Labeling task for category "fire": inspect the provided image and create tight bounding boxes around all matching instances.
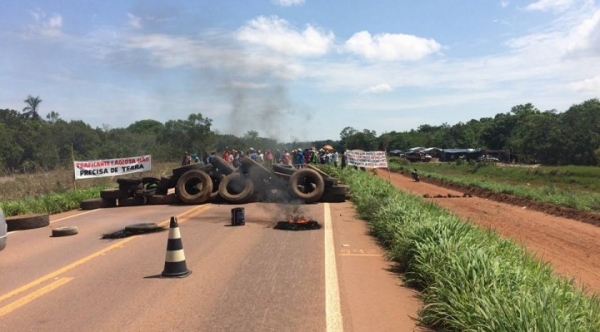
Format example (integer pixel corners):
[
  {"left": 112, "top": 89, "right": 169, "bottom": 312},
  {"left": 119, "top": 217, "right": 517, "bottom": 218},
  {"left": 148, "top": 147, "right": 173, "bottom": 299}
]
[{"left": 288, "top": 215, "right": 309, "bottom": 224}]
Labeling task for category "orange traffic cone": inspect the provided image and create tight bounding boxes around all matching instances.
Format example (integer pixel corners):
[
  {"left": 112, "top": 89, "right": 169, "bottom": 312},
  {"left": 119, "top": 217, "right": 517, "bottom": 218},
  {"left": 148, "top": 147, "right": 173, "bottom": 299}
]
[{"left": 161, "top": 216, "right": 192, "bottom": 278}]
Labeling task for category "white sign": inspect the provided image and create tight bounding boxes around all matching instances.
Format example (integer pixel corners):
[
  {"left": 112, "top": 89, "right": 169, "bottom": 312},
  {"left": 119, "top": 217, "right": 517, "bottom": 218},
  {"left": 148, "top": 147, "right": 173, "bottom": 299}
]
[
  {"left": 346, "top": 150, "right": 388, "bottom": 168},
  {"left": 74, "top": 155, "right": 152, "bottom": 179}
]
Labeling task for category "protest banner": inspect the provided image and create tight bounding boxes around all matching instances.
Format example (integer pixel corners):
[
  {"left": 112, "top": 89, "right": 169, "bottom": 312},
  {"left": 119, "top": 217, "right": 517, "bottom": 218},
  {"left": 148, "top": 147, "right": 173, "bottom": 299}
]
[
  {"left": 74, "top": 155, "right": 152, "bottom": 179},
  {"left": 345, "top": 150, "right": 388, "bottom": 168}
]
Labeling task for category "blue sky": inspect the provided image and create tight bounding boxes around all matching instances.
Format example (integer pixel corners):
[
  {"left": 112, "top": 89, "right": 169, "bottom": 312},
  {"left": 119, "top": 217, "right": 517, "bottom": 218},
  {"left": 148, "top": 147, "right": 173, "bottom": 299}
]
[{"left": 1, "top": 0, "right": 599, "bottom": 142}]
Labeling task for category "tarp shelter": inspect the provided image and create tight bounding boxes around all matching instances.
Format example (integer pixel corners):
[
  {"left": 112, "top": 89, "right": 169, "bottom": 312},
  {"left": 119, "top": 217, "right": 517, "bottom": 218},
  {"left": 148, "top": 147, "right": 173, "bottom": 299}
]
[{"left": 439, "top": 148, "right": 482, "bottom": 162}]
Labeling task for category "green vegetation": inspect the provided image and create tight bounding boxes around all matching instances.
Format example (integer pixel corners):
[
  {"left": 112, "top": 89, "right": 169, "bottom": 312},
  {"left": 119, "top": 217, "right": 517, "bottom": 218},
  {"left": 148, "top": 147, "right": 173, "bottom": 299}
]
[
  {"left": 2, "top": 97, "right": 600, "bottom": 175},
  {"left": 0, "top": 162, "right": 178, "bottom": 217},
  {"left": 327, "top": 166, "right": 600, "bottom": 331},
  {"left": 0, "top": 187, "right": 110, "bottom": 217},
  {"left": 388, "top": 159, "right": 600, "bottom": 212}
]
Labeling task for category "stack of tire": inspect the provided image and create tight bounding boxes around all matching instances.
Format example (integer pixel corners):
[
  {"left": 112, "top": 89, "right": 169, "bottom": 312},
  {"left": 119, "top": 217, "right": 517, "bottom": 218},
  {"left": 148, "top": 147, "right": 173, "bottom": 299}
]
[
  {"left": 79, "top": 158, "right": 349, "bottom": 210},
  {"left": 211, "top": 156, "right": 349, "bottom": 204}
]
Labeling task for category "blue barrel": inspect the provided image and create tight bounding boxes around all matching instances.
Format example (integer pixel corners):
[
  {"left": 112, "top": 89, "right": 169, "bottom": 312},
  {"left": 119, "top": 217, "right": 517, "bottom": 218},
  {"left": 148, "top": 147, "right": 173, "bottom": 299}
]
[{"left": 231, "top": 207, "right": 245, "bottom": 226}]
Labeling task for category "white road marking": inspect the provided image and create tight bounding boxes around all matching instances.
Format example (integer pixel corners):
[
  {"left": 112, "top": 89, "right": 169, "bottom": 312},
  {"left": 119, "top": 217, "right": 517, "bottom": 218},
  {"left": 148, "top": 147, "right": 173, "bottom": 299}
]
[{"left": 324, "top": 203, "right": 344, "bottom": 332}]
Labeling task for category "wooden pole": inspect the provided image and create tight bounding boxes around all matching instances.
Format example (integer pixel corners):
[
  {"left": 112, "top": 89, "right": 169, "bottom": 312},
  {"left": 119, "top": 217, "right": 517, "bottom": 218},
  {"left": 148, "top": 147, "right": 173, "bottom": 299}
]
[
  {"left": 71, "top": 143, "right": 77, "bottom": 190},
  {"left": 385, "top": 149, "right": 392, "bottom": 181}
]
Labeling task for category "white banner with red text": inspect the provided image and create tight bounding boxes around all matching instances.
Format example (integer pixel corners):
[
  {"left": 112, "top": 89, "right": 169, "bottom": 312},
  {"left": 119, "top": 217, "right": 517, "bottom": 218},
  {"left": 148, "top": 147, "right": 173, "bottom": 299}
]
[
  {"left": 346, "top": 150, "right": 388, "bottom": 168},
  {"left": 74, "top": 155, "right": 152, "bottom": 179}
]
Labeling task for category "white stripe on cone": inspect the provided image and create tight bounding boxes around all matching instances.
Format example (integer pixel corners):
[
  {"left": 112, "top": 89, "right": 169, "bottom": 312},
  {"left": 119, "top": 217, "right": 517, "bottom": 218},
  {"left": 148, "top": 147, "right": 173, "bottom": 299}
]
[
  {"left": 165, "top": 249, "right": 186, "bottom": 263},
  {"left": 168, "top": 227, "right": 181, "bottom": 239}
]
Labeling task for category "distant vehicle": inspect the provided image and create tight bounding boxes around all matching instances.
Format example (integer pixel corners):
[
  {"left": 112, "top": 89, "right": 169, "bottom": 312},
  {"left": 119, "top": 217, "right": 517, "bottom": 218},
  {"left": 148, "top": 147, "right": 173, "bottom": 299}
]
[
  {"left": 478, "top": 155, "right": 499, "bottom": 162},
  {"left": 0, "top": 208, "right": 6, "bottom": 251}
]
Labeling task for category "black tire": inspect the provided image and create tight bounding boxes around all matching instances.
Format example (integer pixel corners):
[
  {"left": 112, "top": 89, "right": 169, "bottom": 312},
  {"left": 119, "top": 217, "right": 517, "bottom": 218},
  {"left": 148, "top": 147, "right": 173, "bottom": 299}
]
[
  {"left": 175, "top": 170, "right": 213, "bottom": 204},
  {"left": 288, "top": 168, "right": 325, "bottom": 203},
  {"left": 134, "top": 189, "right": 156, "bottom": 198},
  {"left": 325, "top": 184, "right": 350, "bottom": 196},
  {"left": 80, "top": 198, "right": 105, "bottom": 210},
  {"left": 171, "top": 162, "right": 209, "bottom": 178},
  {"left": 305, "top": 165, "right": 338, "bottom": 186},
  {"left": 101, "top": 188, "right": 132, "bottom": 200},
  {"left": 102, "top": 198, "right": 117, "bottom": 208},
  {"left": 219, "top": 173, "right": 254, "bottom": 203},
  {"left": 209, "top": 172, "right": 225, "bottom": 199},
  {"left": 52, "top": 226, "right": 79, "bottom": 237},
  {"left": 117, "top": 178, "right": 142, "bottom": 185},
  {"left": 147, "top": 194, "right": 181, "bottom": 205},
  {"left": 155, "top": 187, "right": 168, "bottom": 195},
  {"left": 142, "top": 177, "right": 160, "bottom": 189},
  {"left": 124, "top": 223, "right": 161, "bottom": 232},
  {"left": 305, "top": 164, "right": 329, "bottom": 177},
  {"left": 119, "top": 183, "right": 143, "bottom": 192},
  {"left": 210, "top": 156, "right": 236, "bottom": 175},
  {"left": 241, "top": 156, "right": 272, "bottom": 180},
  {"left": 6, "top": 214, "right": 50, "bottom": 232},
  {"left": 319, "top": 192, "right": 346, "bottom": 203},
  {"left": 118, "top": 196, "right": 146, "bottom": 207},
  {"left": 273, "top": 164, "right": 296, "bottom": 175},
  {"left": 159, "top": 176, "right": 177, "bottom": 190}
]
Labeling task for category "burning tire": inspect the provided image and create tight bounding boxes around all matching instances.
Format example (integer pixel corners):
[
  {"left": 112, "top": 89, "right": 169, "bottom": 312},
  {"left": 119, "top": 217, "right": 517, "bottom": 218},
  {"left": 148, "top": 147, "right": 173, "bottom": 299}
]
[
  {"left": 219, "top": 173, "right": 254, "bottom": 203},
  {"left": 210, "top": 156, "right": 236, "bottom": 175},
  {"left": 6, "top": 214, "right": 50, "bottom": 232},
  {"left": 288, "top": 168, "right": 325, "bottom": 203},
  {"left": 175, "top": 170, "right": 213, "bottom": 204}
]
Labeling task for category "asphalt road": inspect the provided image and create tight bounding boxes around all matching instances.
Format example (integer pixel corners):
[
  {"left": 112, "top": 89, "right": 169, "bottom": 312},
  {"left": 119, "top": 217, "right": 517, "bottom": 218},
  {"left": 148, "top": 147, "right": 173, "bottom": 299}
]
[{"left": 0, "top": 202, "right": 421, "bottom": 332}]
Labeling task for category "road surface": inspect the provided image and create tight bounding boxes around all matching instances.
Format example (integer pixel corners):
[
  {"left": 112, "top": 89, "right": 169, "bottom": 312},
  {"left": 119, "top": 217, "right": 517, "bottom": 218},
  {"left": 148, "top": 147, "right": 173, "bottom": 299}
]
[{"left": 0, "top": 202, "right": 423, "bottom": 332}]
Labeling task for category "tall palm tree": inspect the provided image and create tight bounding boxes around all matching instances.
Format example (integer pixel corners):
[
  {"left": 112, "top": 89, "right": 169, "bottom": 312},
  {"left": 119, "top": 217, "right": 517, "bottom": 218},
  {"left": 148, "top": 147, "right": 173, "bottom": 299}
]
[{"left": 22, "top": 95, "right": 42, "bottom": 120}]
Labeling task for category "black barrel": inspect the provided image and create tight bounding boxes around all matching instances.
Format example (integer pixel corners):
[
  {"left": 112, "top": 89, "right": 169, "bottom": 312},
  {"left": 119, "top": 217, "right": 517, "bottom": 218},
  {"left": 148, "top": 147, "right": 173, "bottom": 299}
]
[{"left": 231, "top": 207, "right": 245, "bottom": 226}]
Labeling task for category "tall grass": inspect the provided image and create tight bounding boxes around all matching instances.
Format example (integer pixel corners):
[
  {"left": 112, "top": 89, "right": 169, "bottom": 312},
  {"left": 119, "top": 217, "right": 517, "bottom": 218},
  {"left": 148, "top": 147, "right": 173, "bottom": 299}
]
[{"left": 330, "top": 166, "right": 600, "bottom": 331}]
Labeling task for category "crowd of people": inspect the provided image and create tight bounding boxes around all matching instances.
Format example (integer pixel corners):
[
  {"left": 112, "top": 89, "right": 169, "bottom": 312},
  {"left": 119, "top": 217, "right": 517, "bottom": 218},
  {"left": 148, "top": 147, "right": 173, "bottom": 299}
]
[{"left": 183, "top": 147, "right": 348, "bottom": 169}]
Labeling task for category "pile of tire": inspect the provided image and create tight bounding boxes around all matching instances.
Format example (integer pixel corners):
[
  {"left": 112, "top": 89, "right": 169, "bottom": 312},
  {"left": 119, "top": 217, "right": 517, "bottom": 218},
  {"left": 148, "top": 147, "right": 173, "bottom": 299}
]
[
  {"left": 79, "top": 158, "right": 349, "bottom": 209},
  {"left": 211, "top": 156, "right": 350, "bottom": 204}
]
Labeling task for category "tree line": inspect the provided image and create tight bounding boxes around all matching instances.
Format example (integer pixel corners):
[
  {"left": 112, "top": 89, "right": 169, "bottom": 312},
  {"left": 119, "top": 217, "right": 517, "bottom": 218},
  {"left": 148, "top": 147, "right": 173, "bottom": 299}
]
[{"left": 1, "top": 96, "right": 599, "bottom": 173}]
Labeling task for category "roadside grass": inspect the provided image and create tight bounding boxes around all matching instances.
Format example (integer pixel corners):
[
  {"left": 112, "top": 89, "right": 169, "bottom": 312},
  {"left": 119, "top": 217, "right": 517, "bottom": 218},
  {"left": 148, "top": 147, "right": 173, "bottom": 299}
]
[
  {"left": 0, "top": 162, "right": 179, "bottom": 217},
  {"left": 328, "top": 166, "right": 600, "bottom": 331},
  {"left": 388, "top": 159, "right": 600, "bottom": 212}
]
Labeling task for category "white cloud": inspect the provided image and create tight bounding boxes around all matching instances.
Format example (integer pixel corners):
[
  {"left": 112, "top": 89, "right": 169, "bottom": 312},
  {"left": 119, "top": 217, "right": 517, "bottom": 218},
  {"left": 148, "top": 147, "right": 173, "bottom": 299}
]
[
  {"left": 272, "top": 0, "right": 305, "bottom": 6},
  {"left": 564, "top": 9, "right": 600, "bottom": 56},
  {"left": 24, "top": 10, "right": 63, "bottom": 38},
  {"left": 361, "top": 83, "right": 393, "bottom": 94},
  {"left": 525, "top": 0, "right": 576, "bottom": 12},
  {"left": 128, "top": 13, "right": 143, "bottom": 29},
  {"left": 236, "top": 16, "right": 334, "bottom": 57},
  {"left": 501, "top": 1, "right": 510, "bottom": 8},
  {"left": 344, "top": 31, "right": 441, "bottom": 61},
  {"left": 570, "top": 75, "right": 600, "bottom": 92}
]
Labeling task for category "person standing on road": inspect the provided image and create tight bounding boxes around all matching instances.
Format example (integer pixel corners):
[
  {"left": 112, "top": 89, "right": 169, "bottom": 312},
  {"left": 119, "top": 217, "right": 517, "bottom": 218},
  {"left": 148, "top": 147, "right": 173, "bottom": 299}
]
[
  {"left": 181, "top": 151, "right": 192, "bottom": 166},
  {"left": 222, "top": 148, "right": 230, "bottom": 164},
  {"left": 332, "top": 150, "right": 339, "bottom": 167}
]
